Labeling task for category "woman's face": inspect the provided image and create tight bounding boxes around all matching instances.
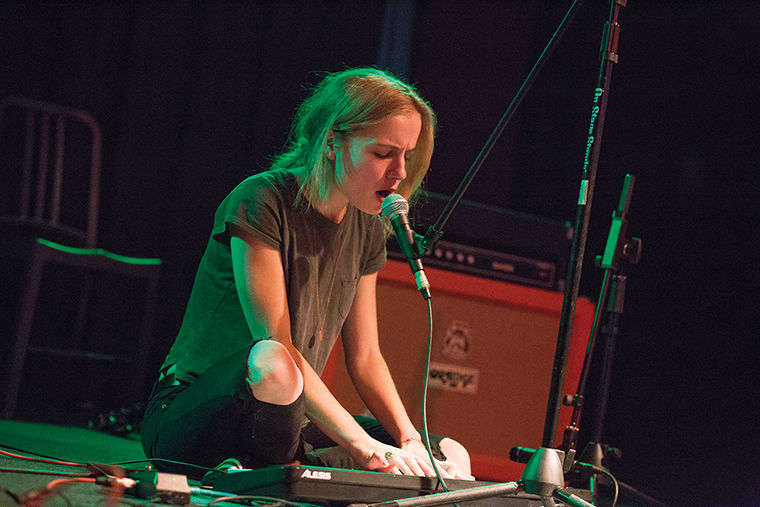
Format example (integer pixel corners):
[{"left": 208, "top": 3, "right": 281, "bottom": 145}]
[{"left": 331, "top": 112, "right": 422, "bottom": 216}]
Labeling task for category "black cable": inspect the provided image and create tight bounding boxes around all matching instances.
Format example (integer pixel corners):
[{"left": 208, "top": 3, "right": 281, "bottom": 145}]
[
  {"left": 577, "top": 461, "right": 619, "bottom": 507},
  {"left": 93, "top": 496, "right": 145, "bottom": 507},
  {"left": 0, "top": 442, "right": 217, "bottom": 475},
  {"left": 195, "top": 485, "right": 323, "bottom": 506},
  {"left": 204, "top": 493, "right": 321, "bottom": 506},
  {"left": 0, "top": 443, "right": 78, "bottom": 462},
  {"left": 109, "top": 457, "right": 217, "bottom": 473},
  {"left": 0, "top": 466, "right": 88, "bottom": 476},
  {"left": 0, "top": 447, "right": 86, "bottom": 468}
]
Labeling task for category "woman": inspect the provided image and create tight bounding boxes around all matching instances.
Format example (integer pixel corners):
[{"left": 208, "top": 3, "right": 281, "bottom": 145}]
[{"left": 141, "top": 67, "right": 472, "bottom": 481}]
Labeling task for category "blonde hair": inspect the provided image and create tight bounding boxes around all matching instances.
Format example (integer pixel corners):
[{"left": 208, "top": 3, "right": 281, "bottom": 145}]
[{"left": 271, "top": 67, "right": 436, "bottom": 206}]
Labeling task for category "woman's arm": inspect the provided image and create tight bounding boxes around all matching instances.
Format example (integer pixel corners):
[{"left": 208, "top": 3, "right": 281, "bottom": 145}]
[
  {"left": 341, "top": 273, "right": 419, "bottom": 444},
  {"left": 342, "top": 272, "right": 473, "bottom": 480},
  {"left": 229, "top": 231, "right": 433, "bottom": 476}
]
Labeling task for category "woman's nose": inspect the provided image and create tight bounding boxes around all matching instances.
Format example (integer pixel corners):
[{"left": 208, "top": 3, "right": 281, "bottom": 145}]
[{"left": 387, "top": 156, "right": 407, "bottom": 181}]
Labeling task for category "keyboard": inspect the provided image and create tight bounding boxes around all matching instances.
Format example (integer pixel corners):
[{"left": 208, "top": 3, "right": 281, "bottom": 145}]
[{"left": 210, "top": 464, "right": 545, "bottom": 506}]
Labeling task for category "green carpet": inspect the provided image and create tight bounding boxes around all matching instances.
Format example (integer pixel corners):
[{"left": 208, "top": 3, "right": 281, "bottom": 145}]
[{"left": 0, "top": 418, "right": 146, "bottom": 464}]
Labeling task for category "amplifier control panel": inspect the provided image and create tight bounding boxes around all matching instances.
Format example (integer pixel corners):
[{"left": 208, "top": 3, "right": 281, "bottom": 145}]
[{"left": 388, "top": 239, "right": 561, "bottom": 291}]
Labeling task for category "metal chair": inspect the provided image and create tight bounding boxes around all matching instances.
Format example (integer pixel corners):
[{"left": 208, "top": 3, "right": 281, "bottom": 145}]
[
  {"left": 0, "top": 96, "right": 161, "bottom": 419},
  {"left": 0, "top": 96, "right": 101, "bottom": 247}
]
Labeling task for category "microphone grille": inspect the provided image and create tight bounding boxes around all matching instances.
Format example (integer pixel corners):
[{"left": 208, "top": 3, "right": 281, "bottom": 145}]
[{"left": 381, "top": 193, "right": 408, "bottom": 219}]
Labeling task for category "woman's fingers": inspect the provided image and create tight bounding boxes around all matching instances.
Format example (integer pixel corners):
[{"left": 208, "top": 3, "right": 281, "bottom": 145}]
[
  {"left": 398, "top": 453, "right": 426, "bottom": 477},
  {"left": 387, "top": 448, "right": 453, "bottom": 479},
  {"left": 369, "top": 448, "right": 425, "bottom": 476},
  {"left": 437, "top": 459, "right": 474, "bottom": 480},
  {"left": 365, "top": 450, "right": 392, "bottom": 472},
  {"left": 361, "top": 442, "right": 467, "bottom": 480},
  {"left": 387, "top": 451, "right": 415, "bottom": 475}
]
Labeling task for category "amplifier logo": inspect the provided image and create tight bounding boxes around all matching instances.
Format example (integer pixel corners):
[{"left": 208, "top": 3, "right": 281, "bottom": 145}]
[
  {"left": 301, "top": 469, "right": 332, "bottom": 480},
  {"left": 428, "top": 362, "right": 479, "bottom": 394},
  {"left": 442, "top": 320, "right": 471, "bottom": 360}
]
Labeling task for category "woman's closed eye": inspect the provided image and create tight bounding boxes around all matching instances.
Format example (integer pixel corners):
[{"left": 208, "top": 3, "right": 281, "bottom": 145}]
[{"left": 375, "top": 150, "right": 413, "bottom": 160}]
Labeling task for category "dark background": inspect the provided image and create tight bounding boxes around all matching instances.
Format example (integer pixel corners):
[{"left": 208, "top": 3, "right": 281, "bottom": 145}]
[{"left": 2, "top": 2, "right": 759, "bottom": 505}]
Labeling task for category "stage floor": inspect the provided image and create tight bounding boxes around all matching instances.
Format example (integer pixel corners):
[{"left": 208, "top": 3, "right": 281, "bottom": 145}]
[
  {"left": 0, "top": 418, "right": 278, "bottom": 506},
  {"left": 1, "top": 419, "right": 598, "bottom": 507},
  {"left": 2, "top": 420, "right": 520, "bottom": 507}
]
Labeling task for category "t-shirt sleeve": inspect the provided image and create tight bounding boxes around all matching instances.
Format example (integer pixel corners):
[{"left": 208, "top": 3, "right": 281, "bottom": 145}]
[{"left": 211, "top": 174, "right": 284, "bottom": 250}]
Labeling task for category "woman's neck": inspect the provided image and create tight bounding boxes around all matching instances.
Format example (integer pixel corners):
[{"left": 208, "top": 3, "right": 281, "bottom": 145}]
[
  {"left": 313, "top": 191, "right": 348, "bottom": 224},
  {"left": 293, "top": 167, "right": 347, "bottom": 224}
]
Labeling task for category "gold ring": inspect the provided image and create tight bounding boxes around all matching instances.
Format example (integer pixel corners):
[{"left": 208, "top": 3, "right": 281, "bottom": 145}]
[{"left": 385, "top": 451, "right": 393, "bottom": 460}]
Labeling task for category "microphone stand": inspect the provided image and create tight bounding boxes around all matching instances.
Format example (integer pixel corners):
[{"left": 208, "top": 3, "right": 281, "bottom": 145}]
[
  {"left": 416, "top": 0, "right": 584, "bottom": 256},
  {"left": 559, "top": 174, "right": 639, "bottom": 455},
  {"left": 560, "top": 173, "right": 647, "bottom": 505},
  {"left": 371, "top": 2, "right": 630, "bottom": 506},
  {"left": 542, "top": 0, "right": 625, "bottom": 452},
  {"left": 560, "top": 177, "right": 665, "bottom": 507}
]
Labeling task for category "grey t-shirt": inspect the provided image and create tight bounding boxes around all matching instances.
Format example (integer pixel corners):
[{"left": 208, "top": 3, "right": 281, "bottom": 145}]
[{"left": 164, "top": 169, "right": 387, "bottom": 383}]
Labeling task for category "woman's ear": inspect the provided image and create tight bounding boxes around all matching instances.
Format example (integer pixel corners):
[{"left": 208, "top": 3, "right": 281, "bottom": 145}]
[{"left": 325, "top": 130, "right": 337, "bottom": 161}]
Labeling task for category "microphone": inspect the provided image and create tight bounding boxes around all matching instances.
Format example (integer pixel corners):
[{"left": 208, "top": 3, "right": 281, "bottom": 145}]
[{"left": 381, "top": 194, "right": 431, "bottom": 300}]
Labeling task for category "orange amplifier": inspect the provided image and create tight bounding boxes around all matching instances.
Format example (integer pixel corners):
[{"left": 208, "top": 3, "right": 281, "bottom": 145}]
[{"left": 322, "top": 259, "right": 594, "bottom": 482}]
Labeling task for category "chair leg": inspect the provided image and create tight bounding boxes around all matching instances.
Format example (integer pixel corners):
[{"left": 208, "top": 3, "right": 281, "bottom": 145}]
[{"left": 3, "top": 246, "right": 45, "bottom": 419}]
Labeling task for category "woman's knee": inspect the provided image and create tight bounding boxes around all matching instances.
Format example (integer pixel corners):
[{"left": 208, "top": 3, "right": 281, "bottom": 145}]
[{"left": 246, "top": 340, "right": 303, "bottom": 405}]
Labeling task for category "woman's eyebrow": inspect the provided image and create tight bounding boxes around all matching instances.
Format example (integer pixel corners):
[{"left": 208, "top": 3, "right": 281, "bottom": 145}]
[{"left": 374, "top": 142, "right": 416, "bottom": 152}]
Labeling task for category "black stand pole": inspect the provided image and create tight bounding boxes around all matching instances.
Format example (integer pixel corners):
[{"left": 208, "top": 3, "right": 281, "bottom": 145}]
[
  {"left": 559, "top": 174, "right": 643, "bottom": 506},
  {"left": 593, "top": 274, "right": 626, "bottom": 443},
  {"left": 558, "top": 173, "right": 640, "bottom": 454},
  {"left": 542, "top": 0, "right": 626, "bottom": 450},
  {"left": 417, "top": 0, "right": 584, "bottom": 255}
]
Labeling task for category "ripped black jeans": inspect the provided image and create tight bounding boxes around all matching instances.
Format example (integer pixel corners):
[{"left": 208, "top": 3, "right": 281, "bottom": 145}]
[{"left": 141, "top": 346, "right": 445, "bottom": 478}]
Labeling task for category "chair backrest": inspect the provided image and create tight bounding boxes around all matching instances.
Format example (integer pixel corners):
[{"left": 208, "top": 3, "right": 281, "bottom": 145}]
[{"left": 0, "top": 96, "right": 102, "bottom": 248}]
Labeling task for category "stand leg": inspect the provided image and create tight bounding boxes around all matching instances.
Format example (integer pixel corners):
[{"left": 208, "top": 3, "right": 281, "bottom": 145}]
[
  {"left": 592, "top": 274, "right": 625, "bottom": 442},
  {"left": 349, "top": 481, "right": 522, "bottom": 507}
]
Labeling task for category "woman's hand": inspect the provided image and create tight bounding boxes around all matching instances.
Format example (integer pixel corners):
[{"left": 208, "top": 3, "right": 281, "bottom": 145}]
[
  {"left": 313, "top": 436, "right": 474, "bottom": 480},
  {"left": 400, "top": 437, "right": 475, "bottom": 481},
  {"left": 351, "top": 437, "right": 442, "bottom": 478}
]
